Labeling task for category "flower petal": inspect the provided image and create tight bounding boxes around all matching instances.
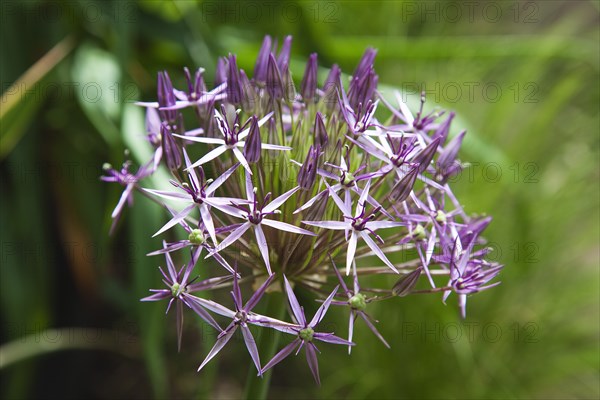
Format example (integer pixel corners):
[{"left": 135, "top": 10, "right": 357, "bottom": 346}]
[
  {"left": 305, "top": 343, "right": 321, "bottom": 385},
  {"left": 184, "top": 294, "right": 235, "bottom": 319},
  {"left": 309, "top": 285, "right": 338, "bottom": 327},
  {"left": 283, "top": 276, "right": 306, "bottom": 326},
  {"left": 261, "top": 143, "right": 292, "bottom": 151},
  {"left": 358, "top": 311, "right": 390, "bottom": 349},
  {"left": 356, "top": 179, "right": 371, "bottom": 217},
  {"left": 214, "top": 222, "right": 251, "bottom": 254},
  {"left": 346, "top": 232, "right": 358, "bottom": 275},
  {"left": 263, "top": 186, "right": 299, "bottom": 213},
  {"left": 187, "top": 145, "right": 229, "bottom": 170},
  {"left": 152, "top": 204, "right": 196, "bottom": 238},
  {"left": 241, "top": 324, "right": 262, "bottom": 374},
  {"left": 313, "top": 332, "right": 354, "bottom": 346},
  {"left": 143, "top": 188, "right": 190, "bottom": 202},
  {"left": 111, "top": 184, "right": 134, "bottom": 219},
  {"left": 199, "top": 204, "right": 217, "bottom": 244},
  {"left": 197, "top": 325, "right": 237, "bottom": 371},
  {"left": 347, "top": 311, "right": 356, "bottom": 354},
  {"left": 261, "top": 339, "right": 300, "bottom": 375},
  {"left": 181, "top": 294, "right": 223, "bottom": 331},
  {"left": 245, "top": 274, "right": 276, "bottom": 311},
  {"left": 238, "top": 112, "right": 274, "bottom": 140},
  {"left": 325, "top": 181, "right": 352, "bottom": 216},
  {"left": 261, "top": 219, "right": 316, "bottom": 236},
  {"left": 359, "top": 231, "right": 399, "bottom": 273},
  {"left": 254, "top": 224, "right": 272, "bottom": 275},
  {"left": 365, "top": 221, "right": 405, "bottom": 230},
  {"left": 302, "top": 220, "right": 348, "bottom": 230},
  {"left": 173, "top": 134, "right": 225, "bottom": 145},
  {"left": 206, "top": 162, "right": 240, "bottom": 195},
  {"left": 232, "top": 146, "right": 252, "bottom": 175}
]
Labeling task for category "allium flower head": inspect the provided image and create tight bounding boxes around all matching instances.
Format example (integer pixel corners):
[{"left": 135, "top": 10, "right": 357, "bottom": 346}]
[{"left": 102, "top": 35, "right": 504, "bottom": 385}]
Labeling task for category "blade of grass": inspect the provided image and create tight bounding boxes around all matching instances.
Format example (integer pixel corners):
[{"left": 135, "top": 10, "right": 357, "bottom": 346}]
[{"left": 0, "top": 36, "right": 75, "bottom": 159}]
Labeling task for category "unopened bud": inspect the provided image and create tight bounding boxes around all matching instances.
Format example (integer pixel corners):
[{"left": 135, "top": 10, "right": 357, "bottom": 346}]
[
  {"left": 297, "top": 145, "right": 320, "bottom": 190},
  {"left": 313, "top": 112, "right": 329, "bottom": 148},
  {"left": 301, "top": 53, "right": 318, "bottom": 102},
  {"left": 243, "top": 116, "right": 262, "bottom": 164},
  {"left": 389, "top": 167, "right": 418, "bottom": 202},
  {"left": 392, "top": 269, "right": 421, "bottom": 297},
  {"left": 188, "top": 229, "right": 205, "bottom": 245},
  {"left": 412, "top": 137, "right": 441, "bottom": 174}
]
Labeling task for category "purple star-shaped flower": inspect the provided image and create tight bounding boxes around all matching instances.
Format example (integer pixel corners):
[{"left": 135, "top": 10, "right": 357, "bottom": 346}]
[
  {"left": 141, "top": 247, "right": 230, "bottom": 351},
  {"left": 260, "top": 276, "right": 353, "bottom": 385},
  {"left": 303, "top": 180, "right": 403, "bottom": 275},
  {"left": 174, "top": 109, "right": 289, "bottom": 174},
  {"left": 441, "top": 236, "right": 503, "bottom": 318},
  {"left": 401, "top": 188, "right": 463, "bottom": 287},
  {"left": 146, "top": 214, "right": 235, "bottom": 275},
  {"left": 189, "top": 272, "right": 277, "bottom": 374},
  {"left": 214, "top": 173, "right": 316, "bottom": 275},
  {"left": 329, "top": 257, "right": 390, "bottom": 354},
  {"left": 136, "top": 70, "right": 227, "bottom": 112},
  {"left": 294, "top": 146, "right": 384, "bottom": 215},
  {"left": 143, "top": 148, "right": 241, "bottom": 243},
  {"left": 101, "top": 158, "right": 155, "bottom": 234}
]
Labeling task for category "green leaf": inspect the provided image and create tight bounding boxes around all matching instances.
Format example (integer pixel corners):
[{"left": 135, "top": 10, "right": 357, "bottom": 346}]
[{"left": 71, "top": 44, "right": 122, "bottom": 146}]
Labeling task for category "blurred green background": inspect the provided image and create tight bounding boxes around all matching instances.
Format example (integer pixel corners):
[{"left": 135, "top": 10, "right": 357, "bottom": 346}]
[{"left": 1, "top": 1, "right": 598, "bottom": 399}]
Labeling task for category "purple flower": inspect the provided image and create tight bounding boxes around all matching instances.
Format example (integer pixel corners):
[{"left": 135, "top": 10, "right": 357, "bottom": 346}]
[
  {"left": 142, "top": 148, "right": 241, "bottom": 243},
  {"left": 191, "top": 272, "right": 277, "bottom": 374},
  {"left": 303, "top": 180, "right": 403, "bottom": 275},
  {"left": 157, "top": 71, "right": 178, "bottom": 123},
  {"left": 101, "top": 158, "right": 154, "bottom": 234},
  {"left": 144, "top": 108, "right": 163, "bottom": 170},
  {"left": 103, "top": 35, "right": 504, "bottom": 384},
  {"left": 294, "top": 147, "right": 384, "bottom": 215},
  {"left": 399, "top": 188, "right": 463, "bottom": 287},
  {"left": 226, "top": 54, "right": 243, "bottom": 105},
  {"left": 380, "top": 91, "right": 440, "bottom": 135},
  {"left": 276, "top": 36, "right": 292, "bottom": 70},
  {"left": 160, "top": 119, "right": 183, "bottom": 171},
  {"left": 329, "top": 258, "right": 389, "bottom": 353},
  {"left": 260, "top": 277, "right": 353, "bottom": 385},
  {"left": 338, "top": 76, "right": 379, "bottom": 136},
  {"left": 436, "top": 130, "right": 466, "bottom": 182},
  {"left": 146, "top": 211, "right": 235, "bottom": 275},
  {"left": 141, "top": 247, "right": 230, "bottom": 351},
  {"left": 442, "top": 236, "right": 503, "bottom": 318},
  {"left": 347, "top": 48, "right": 378, "bottom": 109},
  {"left": 174, "top": 109, "right": 288, "bottom": 174},
  {"left": 213, "top": 173, "right": 316, "bottom": 275},
  {"left": 348, "top": 133, "right": 444, "bottom": 191},
  {"left": 266, "top": 53, "right": 284, "bottom": 100},
  {"left": 138, "top": 67, "right": 228, "bottom": 112}
]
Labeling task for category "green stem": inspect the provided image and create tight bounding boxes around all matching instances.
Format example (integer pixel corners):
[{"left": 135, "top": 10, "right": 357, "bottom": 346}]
[{"left": 243, "top": 292, "right": 287, "bottom": 400}]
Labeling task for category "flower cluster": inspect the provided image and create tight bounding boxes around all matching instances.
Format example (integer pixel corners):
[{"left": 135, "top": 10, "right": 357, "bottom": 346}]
[{"left": 102, "top": 35, "right": 503, "bottom": 383}]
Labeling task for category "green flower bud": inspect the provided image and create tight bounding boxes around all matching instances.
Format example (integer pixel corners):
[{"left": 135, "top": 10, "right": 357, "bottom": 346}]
[
  {"left": 188, "top": 229, "right": 205, "bottom": 245},
  {"left": 348, "top": 293, "right": 367, "bottom": 311},
  {"left": 435, "top": 210, "right": 447, "bottom": 224},
  {"left": 413, "top": 224, "right": 427, "bottom": 240},
  {"left": 171, "top": 283, "right": 181, "bottom": 297},
  {"left": 342, "top": 172, "right": 355, "bottom": 186},
  {"left": 299, "top": 327, "right": 314, "bottom": 342}
]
